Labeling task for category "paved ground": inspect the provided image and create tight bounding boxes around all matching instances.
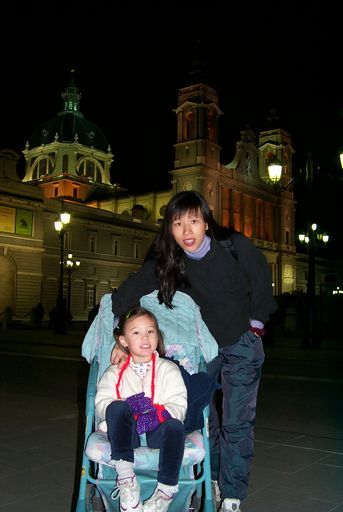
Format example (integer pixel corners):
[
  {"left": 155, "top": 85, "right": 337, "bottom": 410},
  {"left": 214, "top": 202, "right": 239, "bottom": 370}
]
[{"left": 0, "top": 326, "right": 342, "bottom": 512}]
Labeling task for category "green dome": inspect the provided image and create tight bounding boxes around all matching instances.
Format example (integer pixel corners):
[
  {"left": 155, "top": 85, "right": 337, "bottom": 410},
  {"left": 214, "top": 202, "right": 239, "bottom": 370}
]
[
  {"left": 30, "top": 113, "right": 108, "bottom": 151},
  {"left": 29, "top": 70, "right": 109, "bottom": 152}
]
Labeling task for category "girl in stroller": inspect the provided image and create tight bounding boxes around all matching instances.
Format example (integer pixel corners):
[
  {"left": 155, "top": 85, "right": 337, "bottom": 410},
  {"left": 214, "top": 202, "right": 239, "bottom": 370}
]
[{"left": 95, "top": 306, "right": 187, "bottom": 512}]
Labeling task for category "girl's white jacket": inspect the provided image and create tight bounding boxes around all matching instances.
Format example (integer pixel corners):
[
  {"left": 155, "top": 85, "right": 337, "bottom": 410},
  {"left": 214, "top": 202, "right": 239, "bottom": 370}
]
[{"left": 95, "top": 352, "right": 187, "bottom": 432}]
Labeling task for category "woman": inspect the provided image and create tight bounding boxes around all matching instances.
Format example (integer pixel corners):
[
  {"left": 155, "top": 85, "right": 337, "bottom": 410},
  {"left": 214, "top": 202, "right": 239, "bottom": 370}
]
[{"left": 110, "top": 190, "right": 277, "bottom": 512}]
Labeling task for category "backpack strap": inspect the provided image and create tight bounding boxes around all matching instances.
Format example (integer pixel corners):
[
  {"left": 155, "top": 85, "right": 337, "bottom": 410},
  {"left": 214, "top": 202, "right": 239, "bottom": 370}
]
[{"left": 218, "top": 236, "right": 239, "bottom": 262}]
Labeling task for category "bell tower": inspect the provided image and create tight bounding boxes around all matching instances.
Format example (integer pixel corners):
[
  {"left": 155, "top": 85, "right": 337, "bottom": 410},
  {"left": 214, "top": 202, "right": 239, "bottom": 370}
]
[{"left": 171, "top": 82, "right": 223, "bottom": 195}]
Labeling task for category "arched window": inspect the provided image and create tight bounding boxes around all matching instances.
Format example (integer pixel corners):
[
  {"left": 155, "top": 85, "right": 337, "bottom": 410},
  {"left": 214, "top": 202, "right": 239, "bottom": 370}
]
[
  {"left": 77, "top": 158, "right": 103, "bottom": 183},
  {"left": 31, "top": 157, "right": 52, "bottom": 180},
  {"left": 184, "top": 111, "right": 194, "bottom": 140}
]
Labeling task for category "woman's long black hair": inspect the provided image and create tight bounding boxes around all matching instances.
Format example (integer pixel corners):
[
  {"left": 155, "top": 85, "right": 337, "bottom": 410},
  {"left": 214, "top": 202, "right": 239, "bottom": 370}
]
[{"left": 145, "top": 190, "right": 237, "bottom": 308}]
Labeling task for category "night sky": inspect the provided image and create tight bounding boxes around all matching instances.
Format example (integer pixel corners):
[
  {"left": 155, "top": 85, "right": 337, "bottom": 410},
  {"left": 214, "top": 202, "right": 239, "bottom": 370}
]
[{"left": 1, "top": 1, "right": 342, "bottom": 253}]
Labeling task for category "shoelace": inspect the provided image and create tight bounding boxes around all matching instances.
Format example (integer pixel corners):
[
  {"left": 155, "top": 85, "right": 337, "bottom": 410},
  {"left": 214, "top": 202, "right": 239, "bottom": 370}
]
[
  {"left": 110, "top": 477, "right": 137, "bottom": 501},
  {"left": 156, "top": 489, "right": 173, "bottom": 502},
  {"left": 110, "top": 485, "right": 120, "bottom": 500}
]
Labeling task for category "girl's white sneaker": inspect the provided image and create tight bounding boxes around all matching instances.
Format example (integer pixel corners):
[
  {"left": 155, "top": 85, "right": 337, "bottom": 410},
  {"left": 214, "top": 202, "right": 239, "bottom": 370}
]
[
  {"left": 116, "top": 475, "right": 142, "bottom": 511},
  {"left": 143, "top": 487, "right": 173, "bottom": 511}
]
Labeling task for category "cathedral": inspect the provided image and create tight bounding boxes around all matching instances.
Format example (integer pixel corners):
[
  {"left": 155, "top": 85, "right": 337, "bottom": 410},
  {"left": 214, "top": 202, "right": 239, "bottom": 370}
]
[{"left": 0, "top": 70, "right": 335, "bottom": 324}]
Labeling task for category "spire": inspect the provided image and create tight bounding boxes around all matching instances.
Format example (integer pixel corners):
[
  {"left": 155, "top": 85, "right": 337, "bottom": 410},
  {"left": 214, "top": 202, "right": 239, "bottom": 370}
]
[
  {"left": 265, "top": 89, "right": 282, "bottom": 129},
  {"left": 187, "top": 40, "right": 209, "bottom": 85},
  {"left": 60, "top": 69, "right": 83, "bottom": 118},
  {"left": 267, "top": 107, "right": 280, "bottom": 129}
]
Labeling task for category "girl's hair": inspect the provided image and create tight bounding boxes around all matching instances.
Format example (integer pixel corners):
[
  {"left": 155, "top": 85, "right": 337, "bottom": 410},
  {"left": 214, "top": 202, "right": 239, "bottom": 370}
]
[
  {"left": 114, "top": 306, "right": 166, "bottom": 357},
  {"left": 146, "top": 190, "right": 237, "bottom": 308}
]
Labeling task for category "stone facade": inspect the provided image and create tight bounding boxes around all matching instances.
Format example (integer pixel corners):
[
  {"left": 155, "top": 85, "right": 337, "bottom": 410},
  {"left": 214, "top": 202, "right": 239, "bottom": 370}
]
[{"left": 0, "top": 74, "right": 341, "bottom": 326}]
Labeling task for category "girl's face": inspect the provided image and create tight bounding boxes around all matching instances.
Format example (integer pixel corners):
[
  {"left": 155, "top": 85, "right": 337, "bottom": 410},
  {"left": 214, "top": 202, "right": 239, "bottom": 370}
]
[
  {"left": 119, "top": 314, "right": 158, "bottom": 363},
  {"left": 171, "top": 208, "right": 208, "bottom": 252}
]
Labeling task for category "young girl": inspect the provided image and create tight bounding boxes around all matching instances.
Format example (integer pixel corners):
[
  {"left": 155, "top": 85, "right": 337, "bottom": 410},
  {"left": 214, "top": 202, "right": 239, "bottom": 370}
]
[
  {"left": 95, "top": 307, "right": 187, "bottom": 512},
  {"left": 109, "top": 190, "right": 277, "bottom": 512}
]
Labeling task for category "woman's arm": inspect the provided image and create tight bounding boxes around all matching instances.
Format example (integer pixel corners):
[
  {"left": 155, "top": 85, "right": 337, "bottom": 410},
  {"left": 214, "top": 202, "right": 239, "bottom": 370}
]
[
  {"left": 111, "top": 259, "right": 159, "bottom": 317},
  {"left": 233, "top": 234, "right": 278, "bottom": 323},
  {"left": 110, "top": 345, "right": 128, "bottom": 366}
]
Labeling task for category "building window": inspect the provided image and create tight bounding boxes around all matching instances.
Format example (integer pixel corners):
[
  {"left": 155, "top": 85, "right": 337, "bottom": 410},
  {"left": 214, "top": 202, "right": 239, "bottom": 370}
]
[
  {"left": 86, "top": 285, "right": 95, "bottom": 308},
  {"left": 39, "top": 158, "right": 48, "bottom": 176},
  {"left": 233, "top": 191, "right": 241, "bottom": 232},
  {"left": 285, "top": 230, "right": 290, "bottom": 245},
  {"left": 54, "top": 186, "right": 58, "bottom": 197},
  {"left": 77, "top": 158, "right": 103, "bottom": 182},
  {"left": 256, "top": 201, "right": 263, "bottom": 240},
  {"left": 32, "top": 156, "right": 52, "bottom": 179},
  {"left": 89, "top": 233, "right": 97, "bottom": 253},
  {"left": 243, "top": 195, "right": 252, "bottom": 238},
  {"left": 134, "top": 241, "right": 142, "bottom": 259},
  {"left": 184, "top": 111, "right": 194, "bottom": 140},
  {"left": 264, "top": 203, "right": 273, "bottom": 242},
  {"left": 86, "top": 160, "right": 95, "bottom": 178},
  {"left": 73, "top": 187, "right": 78, "bottom": 198},
  {"left": 64, "top": 231, "right": 71, "bottom": 251},
  {"left": 113, "top": 239, "right": 120, "bottom": 256}
]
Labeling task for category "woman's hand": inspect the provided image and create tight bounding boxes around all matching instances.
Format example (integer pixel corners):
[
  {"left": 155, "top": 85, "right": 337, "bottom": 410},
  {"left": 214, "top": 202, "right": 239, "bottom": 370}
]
[{"left": 110, "top": 345, "right": 128, "bottom": 368}]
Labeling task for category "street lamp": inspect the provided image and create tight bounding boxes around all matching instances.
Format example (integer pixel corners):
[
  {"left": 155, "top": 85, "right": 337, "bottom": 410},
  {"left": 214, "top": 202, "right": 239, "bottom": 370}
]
[
  {"left": 267, "top": 150, "right": 329, "bottom": 347},
  {"left": 266, "top": 154, "right": 295, "bottom": 194},
  {"left": 298, "top": 223, "right": 329, "bottom": 348},
  {"left": 267, "top": 149, "right": 333, "bottom": 347},
  {"left": 339, "top": 151, "right": 343, "bottom": 171},
  {"left": 267, "top": 155, "right": 283, "bottom": 183},
  {"left": 54, "top": 206, "right": 71, "bottom": 334},
  {"left": 65, "top": 253, "right": 80, "bottom": 321},
  {"left": 264, "top": 154, "right": 295, "bottom": 297}
]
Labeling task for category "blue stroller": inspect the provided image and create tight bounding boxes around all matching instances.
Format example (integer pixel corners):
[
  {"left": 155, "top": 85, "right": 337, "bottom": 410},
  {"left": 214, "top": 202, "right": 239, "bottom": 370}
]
[{"left": 76, "top": 290, "right": 218, "bottom": 512}]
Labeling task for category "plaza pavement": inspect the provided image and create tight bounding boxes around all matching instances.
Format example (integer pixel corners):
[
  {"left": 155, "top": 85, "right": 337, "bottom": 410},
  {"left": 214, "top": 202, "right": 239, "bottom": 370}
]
[{"left": 0, "top": 326, "right": 342, "bottom": 512}]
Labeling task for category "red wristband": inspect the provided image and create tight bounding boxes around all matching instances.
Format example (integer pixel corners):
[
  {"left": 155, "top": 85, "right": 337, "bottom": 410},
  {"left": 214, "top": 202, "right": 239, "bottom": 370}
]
[{"left": 249, "top": 326, "right": 266, "bottom": 337}]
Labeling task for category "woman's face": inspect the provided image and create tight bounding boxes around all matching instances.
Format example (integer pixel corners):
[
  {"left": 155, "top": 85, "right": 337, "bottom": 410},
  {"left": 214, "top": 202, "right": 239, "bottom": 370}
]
[{"left": 171, "top": 208, "right": 208, "bottom": 252}]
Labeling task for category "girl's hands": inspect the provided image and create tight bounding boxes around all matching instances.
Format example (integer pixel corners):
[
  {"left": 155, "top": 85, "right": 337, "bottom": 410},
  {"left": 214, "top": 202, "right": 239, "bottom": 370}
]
[{"left": 110, "top": 346, "right": 128, "bottom": 368}]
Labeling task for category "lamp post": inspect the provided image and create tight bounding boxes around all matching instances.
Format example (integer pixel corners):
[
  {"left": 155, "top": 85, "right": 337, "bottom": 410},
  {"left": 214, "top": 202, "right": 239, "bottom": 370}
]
[
  {"left": 298, "top": 151, "right": 330, "bottom": 348},
  {"left": 298, "top": 223, "right": 329, "bottom": 348},
  {"left": 267, "top": 150, "right": 332, "bottom": 347},
  {"left": 54, "top": 207, "right": 71, "bottom": 334},
  {"left": 65, "top": 253, "right": 80, "bottom": 322},
  {"left": 265, "top": 153, "right": 295, "bottom": 297}
]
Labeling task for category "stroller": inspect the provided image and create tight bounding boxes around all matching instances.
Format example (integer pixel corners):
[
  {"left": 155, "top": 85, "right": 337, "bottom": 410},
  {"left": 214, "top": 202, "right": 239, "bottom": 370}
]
[{"left": 76, "top": 290, "right": 219, "bottom": 512}]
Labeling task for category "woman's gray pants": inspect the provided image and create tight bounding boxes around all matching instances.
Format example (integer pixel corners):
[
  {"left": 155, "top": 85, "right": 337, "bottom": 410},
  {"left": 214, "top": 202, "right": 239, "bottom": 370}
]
[{"left": 207, "top": 330, "right": 265, "bottom": 501}]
